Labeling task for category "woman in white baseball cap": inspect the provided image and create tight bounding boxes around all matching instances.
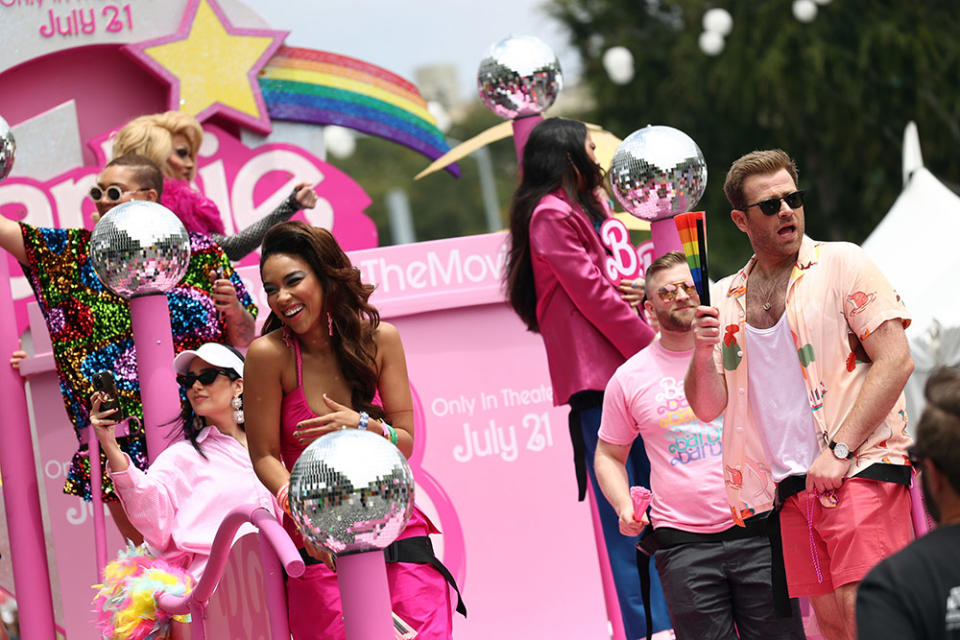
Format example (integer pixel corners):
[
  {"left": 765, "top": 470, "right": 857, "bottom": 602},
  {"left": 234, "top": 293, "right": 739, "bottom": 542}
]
[{"left": 89, "top": 342, "right": 279, "bottom": 580}]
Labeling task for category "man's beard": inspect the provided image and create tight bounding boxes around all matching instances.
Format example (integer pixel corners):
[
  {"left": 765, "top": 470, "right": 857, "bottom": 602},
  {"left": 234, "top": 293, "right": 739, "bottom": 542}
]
[
  {"left": 921, "top": 469, "right": 941, "bottom": 524},
  {"left": 656, "top": 308, "right": 694, "bottom": 333}
]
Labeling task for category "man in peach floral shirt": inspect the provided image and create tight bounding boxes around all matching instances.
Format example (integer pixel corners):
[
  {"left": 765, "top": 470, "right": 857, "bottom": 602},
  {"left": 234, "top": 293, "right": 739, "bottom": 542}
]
[{"left": 685, "top": 149, "right": 914, "bottom": 640}]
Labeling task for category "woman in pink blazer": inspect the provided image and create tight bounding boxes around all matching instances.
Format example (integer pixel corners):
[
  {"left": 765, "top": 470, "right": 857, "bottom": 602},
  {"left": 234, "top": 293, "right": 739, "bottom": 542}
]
[{"left": 504, "top": 117, "right": 668, "bottom": 639}]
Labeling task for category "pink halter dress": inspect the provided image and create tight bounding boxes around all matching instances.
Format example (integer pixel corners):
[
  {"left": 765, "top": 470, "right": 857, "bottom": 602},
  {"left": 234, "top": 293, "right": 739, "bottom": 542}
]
[{"left": 279, "top": 331, "right": 458, "bottom": 640}]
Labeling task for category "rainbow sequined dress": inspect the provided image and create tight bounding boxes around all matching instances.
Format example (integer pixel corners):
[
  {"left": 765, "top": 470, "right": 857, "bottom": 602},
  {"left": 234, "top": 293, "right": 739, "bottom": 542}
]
[{"left": 19, "top": 223, "right": 257, "bottom": 501}]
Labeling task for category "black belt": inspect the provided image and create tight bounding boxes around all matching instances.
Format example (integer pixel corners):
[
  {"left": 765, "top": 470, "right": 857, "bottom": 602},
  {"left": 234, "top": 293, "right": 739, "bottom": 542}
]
[
  {"left": 568, "top": 390, "right": 604, "bottom": 501},
  {"left": 653, "top": 513, "right": 769, "bottom": 549},
  {"left": 299, "top": 536, "right": 466, "bottom": 617},
  {"left": 767, "top": 464, "right": 912, "bottom": 617}
]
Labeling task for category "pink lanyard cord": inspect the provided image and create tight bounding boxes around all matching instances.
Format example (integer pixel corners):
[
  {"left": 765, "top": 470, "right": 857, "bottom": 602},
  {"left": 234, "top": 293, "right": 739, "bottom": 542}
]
[{"left": 805, "top": 490, "right": 824, "bottom": 584}]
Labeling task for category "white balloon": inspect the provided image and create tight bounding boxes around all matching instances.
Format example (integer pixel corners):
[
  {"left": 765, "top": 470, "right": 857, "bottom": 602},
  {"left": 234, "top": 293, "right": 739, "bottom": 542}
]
[
  {"left": 698, "top": 31, "right": 725, "bottom": 56},
  {"left": 427, "top": 101, "right": 452, "bottom": 134},
  {"left": 702, "top": 8, "right": 733, "bottom": 36},
  {"left": 602, "top": 46, "right": 635, "bottom": 85},
  {"left": 792, "top": 0, "right": 818, "bottom": 22},
  {"left": 323, "top": 125, "right": 356, "bottom": 159}
]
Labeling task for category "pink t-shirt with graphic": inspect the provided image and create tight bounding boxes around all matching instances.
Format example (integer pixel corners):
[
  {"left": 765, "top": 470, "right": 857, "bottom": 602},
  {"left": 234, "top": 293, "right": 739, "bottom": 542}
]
[{"left": 599, "top": 342, "right": 732, "bottom": 533}]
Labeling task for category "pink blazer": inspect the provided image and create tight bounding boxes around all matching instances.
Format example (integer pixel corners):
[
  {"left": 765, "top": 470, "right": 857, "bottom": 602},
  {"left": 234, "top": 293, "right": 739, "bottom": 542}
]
[{"left": 529, "top": 190, "right": 655, "bottom": 406}]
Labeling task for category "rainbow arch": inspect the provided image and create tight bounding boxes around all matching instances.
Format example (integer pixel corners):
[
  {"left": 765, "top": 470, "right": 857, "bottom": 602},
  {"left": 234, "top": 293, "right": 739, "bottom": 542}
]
[{"left": 260, "top": 46, "right": 459, "bottom": 176}]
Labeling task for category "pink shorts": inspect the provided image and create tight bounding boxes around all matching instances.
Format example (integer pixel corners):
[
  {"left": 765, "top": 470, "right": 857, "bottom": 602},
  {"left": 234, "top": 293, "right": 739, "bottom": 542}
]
[{"left": 779, "top": 477, "right": 912, "bottom": 596}]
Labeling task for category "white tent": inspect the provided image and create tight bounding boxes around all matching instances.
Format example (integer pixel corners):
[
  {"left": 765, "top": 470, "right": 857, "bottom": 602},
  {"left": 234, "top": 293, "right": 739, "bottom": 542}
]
[{"left": 862, "top": 122, "right": 960, "bottom": 427}]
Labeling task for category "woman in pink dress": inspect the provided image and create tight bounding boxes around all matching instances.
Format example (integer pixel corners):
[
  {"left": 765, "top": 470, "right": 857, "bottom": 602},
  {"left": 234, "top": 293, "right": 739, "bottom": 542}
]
[{"left": 244, "top": 220, "right": 462, "bottom": 640}]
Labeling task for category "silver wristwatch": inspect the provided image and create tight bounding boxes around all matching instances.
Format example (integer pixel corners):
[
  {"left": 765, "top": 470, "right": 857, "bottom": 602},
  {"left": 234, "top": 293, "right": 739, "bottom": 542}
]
[{"left": 828, "top": 439, "right": 854, "bottom": 460}]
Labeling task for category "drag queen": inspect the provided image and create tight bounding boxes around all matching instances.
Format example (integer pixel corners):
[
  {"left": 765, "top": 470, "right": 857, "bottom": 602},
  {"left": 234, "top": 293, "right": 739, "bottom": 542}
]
[{"left": 112, "top": 111, "right": 318, "bottom": 260}]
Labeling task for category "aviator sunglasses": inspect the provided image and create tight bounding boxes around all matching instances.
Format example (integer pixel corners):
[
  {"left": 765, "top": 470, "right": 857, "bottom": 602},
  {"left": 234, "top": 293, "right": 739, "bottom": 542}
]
[
  {"left": 177, "top": 368, "right": 232, "bottom": 388},
  {"left": 89, "top": 185, "right": 151, "bottom": 203},
  {"left": 657, "top": 280, "right": 698, "bottom": 302},
  {"left": 744, "top": 190, "right": 805, "bottom": 216}
]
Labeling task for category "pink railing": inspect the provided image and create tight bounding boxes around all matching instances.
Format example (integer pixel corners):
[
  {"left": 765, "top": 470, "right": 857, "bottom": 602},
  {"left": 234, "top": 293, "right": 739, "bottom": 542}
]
[{"left": 156, "top": 504, "right": 304, "bottom": 640}]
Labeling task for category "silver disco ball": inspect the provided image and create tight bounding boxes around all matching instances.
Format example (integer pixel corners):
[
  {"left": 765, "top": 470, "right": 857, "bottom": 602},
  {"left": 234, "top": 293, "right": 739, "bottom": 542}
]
[
  {"left": 477, "top": 35, "right": 563, "bottom": 120},
  {"left": 609, "top": 126, "right": 707, "bottom": 221},
  {"left": 0, "top": 115, "right": 15, "bottom": 181},
  {"left": 89, "top": 201, "right": 190, "bottom": 298},
  {"left": 289, "top": 429, "right": 414, "bottom": 555}
]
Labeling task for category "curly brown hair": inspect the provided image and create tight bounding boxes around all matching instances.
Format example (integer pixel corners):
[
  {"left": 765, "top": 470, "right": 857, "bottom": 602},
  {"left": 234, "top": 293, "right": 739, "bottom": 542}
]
[{"left": 259, "top": 221, "right": 385, "bottom": 421}]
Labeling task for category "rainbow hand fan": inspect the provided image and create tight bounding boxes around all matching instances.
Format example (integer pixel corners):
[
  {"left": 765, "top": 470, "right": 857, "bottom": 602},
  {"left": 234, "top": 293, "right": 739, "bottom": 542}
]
[{"left": 674, "top": 211, "right": 711, "bottom": 307}]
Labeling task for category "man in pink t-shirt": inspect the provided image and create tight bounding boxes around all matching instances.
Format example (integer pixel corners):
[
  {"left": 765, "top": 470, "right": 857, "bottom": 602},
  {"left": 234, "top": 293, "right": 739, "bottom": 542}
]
[{"left": 596, "top": 252, "right": 804, "bottom": 639}]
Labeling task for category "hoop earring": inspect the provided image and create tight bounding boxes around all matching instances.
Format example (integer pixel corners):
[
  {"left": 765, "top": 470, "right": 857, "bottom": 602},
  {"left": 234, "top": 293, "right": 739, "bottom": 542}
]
[{"left": 231, "top": 395, "right": 244, "bottom": 424}]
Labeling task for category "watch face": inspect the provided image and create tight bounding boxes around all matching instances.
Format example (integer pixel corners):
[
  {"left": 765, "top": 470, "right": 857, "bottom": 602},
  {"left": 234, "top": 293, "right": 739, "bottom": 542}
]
[{"left": 834, "top": 442, "right": 850, "bottom": 459}]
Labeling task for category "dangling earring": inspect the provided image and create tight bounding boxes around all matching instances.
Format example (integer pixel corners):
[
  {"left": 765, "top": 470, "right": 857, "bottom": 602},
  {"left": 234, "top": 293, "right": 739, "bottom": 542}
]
[
  {"left": 327, "top": 312, "right": 334, "bottom": 337},
  {"left": 232, "top": 395, "right": 244, "bottom": 424}
]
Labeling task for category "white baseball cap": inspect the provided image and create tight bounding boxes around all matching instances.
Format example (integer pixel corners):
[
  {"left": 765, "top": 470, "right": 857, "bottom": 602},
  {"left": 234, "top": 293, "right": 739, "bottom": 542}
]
[{"left": 173, "top": 343, "right": 245, "bottom": 378}]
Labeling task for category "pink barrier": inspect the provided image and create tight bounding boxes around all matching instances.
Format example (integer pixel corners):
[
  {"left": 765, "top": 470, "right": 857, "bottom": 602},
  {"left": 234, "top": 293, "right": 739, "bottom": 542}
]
[
  {"left": 156, "top": 505, "right": 304, "bottom": 640},
  {"left": 0, "top": 257, "right": 58, "bottom": 640}
]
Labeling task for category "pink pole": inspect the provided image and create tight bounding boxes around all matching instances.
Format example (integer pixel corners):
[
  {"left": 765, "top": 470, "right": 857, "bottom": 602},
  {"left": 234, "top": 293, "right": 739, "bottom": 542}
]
[
  {"left": 910, "top": 473, "right": 933, "bottom": 537},
  {"left": 337, "top": 551, "right": 394, "bottom": 640},
  {"left": 512, "top": 114, "right": 543, "bottom": 164},
  {"left": 87, "top": 424, "right": 108, "bottom": 578},
  {"left": 650, "top": 217, "right": 683, "bottom": 257},
  {"left": 258, "top": 530, "right": 292, "bottom": 640},
  {"left": 129, "top": 294, "right": 180, "bottom": 463},
  {"left": 586, "top": 475, "right": 628, "bottom": 640},
  {"left": 0, "top": 257, "right": 58, "bottom": 640}
]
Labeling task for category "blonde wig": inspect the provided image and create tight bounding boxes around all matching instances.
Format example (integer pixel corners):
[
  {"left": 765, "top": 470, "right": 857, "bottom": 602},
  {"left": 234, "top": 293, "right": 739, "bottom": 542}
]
[{"left": 112, "top": 111, "right": 204, "bottom": 180}]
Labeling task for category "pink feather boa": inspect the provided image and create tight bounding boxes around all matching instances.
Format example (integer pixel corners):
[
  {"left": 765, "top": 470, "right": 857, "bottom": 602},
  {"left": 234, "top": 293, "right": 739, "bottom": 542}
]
[{"left": 161, "top": 178, "right": 225, "bottom": 235}]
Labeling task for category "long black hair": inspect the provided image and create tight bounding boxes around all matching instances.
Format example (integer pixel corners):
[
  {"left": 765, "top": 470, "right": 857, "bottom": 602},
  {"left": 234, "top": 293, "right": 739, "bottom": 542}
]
[
  {"left": 504, "top": 118, "right": 606, "bottom": 332},
  {"left": 259, "top": 221, "right": 386, "bottom": 422},
  {"left": 172, "top": 345, "right": 245, "bottom": 459}
]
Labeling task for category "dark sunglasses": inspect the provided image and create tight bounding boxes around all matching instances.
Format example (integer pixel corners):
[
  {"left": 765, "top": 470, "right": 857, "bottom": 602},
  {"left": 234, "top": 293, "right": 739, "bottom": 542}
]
[
  {"left": 89, "top": 185, "right": 150, "bottom": 203},
  {"left": 177, "top": 368, "right": 232, "bottom": 388},
  {"left": 657, "top": 280, "right": 698, "bottom": 302},
  {"left": 744, "top": 190, "right": 805, "bottom": 216}
]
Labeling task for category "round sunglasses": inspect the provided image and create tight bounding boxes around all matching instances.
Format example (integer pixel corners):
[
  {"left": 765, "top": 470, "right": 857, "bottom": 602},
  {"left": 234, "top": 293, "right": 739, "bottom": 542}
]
[
  {"left": 89, "top": 185, "right": 151, "bottom": 203},
  {"left": 744, "top": 190, "right": 805, "bottom": 216}
]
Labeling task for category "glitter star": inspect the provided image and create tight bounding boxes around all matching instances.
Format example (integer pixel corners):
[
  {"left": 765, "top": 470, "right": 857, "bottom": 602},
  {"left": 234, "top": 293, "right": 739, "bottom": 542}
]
[{"left": 124, "top": 0, "right": 286, "bottom": 134}]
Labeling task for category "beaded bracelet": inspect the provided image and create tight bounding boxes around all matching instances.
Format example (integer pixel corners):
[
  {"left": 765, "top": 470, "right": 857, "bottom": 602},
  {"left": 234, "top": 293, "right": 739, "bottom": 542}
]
[
  {"left": 276, "top": 481, "right": 292, "bottom": 517},
  {"left": 379, "top": 420, "right": 399, "bottom": 446},
  {"left": 358, "top": 411, "right": 369, "bottom": 430}
]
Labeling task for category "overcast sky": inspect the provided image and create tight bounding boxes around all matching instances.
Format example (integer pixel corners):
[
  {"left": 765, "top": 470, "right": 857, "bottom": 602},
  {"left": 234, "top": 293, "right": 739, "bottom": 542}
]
[{"left": 240, "top": 0, "right": 580, "bottom": 103}]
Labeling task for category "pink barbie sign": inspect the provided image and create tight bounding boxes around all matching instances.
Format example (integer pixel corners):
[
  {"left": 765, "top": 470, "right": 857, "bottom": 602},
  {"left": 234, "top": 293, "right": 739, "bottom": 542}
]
[{"left": 16, "top": 233, "right": 610, "bottom": 638}]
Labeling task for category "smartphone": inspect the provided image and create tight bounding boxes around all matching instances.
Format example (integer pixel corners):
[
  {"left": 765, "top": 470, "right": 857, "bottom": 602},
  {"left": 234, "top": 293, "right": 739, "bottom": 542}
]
[{"left": 91, "top": 370, "right": 124, "bottom": 420}]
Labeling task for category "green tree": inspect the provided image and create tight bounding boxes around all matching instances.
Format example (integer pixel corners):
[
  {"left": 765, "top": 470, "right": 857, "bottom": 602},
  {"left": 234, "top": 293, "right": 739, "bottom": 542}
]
[{"left": 547, "top": 0, "right": 960, "bottom": 275}]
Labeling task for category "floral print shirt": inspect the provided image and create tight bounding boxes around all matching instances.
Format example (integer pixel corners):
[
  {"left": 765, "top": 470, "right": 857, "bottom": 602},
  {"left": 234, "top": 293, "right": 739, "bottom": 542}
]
[{"left": 713, "top": 236, "right": 911, "bottom": 525}]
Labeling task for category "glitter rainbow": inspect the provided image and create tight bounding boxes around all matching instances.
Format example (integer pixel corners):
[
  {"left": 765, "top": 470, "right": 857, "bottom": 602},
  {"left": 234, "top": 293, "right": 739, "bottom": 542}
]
[{"left": 260, "top": 46, "right": 459, "bottom": 176}]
